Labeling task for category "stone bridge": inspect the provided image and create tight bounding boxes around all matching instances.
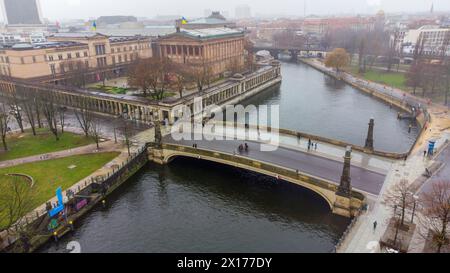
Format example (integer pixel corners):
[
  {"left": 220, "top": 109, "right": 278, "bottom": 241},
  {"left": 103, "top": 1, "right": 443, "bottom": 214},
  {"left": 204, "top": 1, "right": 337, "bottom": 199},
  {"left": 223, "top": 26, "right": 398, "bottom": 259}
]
[
  {"left": 253, "top": 43, "right": 327, "bottom": 60},
  {"left": 147, "top": 134, "right": 389, "bottom": 217}
]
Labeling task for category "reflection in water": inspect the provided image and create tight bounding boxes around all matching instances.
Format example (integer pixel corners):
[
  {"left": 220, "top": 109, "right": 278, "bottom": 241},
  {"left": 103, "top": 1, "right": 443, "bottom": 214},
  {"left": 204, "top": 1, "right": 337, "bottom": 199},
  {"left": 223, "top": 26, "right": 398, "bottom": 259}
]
[
  {"left": 39, "top": 160, "right": 349, "bottom": 253},
  {"left": 38, "top": 61, "right": 417, "bottom": 253},
  {"left": 238, "top": 61, "right": 419, "bottom": 153}
]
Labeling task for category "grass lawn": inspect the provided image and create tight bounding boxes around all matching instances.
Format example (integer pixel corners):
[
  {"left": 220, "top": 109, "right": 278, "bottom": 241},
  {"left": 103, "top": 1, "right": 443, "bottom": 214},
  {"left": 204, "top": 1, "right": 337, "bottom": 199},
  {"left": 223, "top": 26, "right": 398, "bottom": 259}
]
[
  {"left": 0, "top": 129, "right": 94, "bottom": 162},
  {"left": 349, "top": 66, "right": 408, "bottom": 90},
  {"left": 92, "top": 85, "right": 129, "bottom": 94},
  {"left": 0, "top": 152, "right": 120, "bottom": 228}
]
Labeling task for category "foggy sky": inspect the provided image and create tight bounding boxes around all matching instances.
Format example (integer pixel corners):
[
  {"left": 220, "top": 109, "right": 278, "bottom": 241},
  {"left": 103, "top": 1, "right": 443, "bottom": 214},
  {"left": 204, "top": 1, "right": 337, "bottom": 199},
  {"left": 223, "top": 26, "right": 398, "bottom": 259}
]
[{"left": 3, "top": 0, "right": 450, "bottom": 21}]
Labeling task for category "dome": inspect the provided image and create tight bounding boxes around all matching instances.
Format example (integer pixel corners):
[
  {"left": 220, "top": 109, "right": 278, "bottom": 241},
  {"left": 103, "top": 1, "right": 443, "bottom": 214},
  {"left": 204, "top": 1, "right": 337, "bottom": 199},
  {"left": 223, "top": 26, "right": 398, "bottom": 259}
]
[{"left": 12, "top": 43, "right": 34, "bottom": 49}]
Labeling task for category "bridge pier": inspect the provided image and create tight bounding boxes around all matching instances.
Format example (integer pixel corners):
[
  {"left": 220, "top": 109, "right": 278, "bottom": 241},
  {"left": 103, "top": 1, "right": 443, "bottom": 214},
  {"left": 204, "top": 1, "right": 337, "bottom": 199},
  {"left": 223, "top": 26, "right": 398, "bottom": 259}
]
[{"left": 332, "top": 146, "right": 356, "bottom": 218}]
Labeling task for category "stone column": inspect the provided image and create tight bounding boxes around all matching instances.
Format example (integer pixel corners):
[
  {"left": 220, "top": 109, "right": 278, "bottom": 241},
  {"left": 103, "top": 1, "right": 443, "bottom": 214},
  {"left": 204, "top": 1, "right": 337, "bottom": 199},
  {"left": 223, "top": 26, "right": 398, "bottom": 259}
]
[
  {"left": 332, "top": 146, "right": 354, "bottom": 218},
  {"left": 337, "top": 146, "right": 352, "bottom": 197},
  {"left": 365, "top": 118, "right": 375, "bottom": 151}
]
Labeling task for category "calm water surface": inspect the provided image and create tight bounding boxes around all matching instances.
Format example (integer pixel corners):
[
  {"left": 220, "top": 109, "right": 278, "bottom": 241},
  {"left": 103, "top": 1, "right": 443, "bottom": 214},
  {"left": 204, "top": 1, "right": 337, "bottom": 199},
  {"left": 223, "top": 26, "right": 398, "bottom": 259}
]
[{"left": 40, "top": 61, "right": 418, "bottom": 253}]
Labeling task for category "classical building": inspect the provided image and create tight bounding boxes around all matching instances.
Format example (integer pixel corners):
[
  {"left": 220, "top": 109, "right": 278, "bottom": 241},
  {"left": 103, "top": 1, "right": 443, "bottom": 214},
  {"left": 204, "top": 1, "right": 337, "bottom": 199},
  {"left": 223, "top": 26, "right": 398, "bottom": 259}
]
[
  {"left": 0, "top": 33, "right": 152, "bottom": 80},
  {"left": 154, "top": 27, "right": 245, "bottom": 77},
  {"left": 175, "top": 12, "right": 236, "bottom": 30}
]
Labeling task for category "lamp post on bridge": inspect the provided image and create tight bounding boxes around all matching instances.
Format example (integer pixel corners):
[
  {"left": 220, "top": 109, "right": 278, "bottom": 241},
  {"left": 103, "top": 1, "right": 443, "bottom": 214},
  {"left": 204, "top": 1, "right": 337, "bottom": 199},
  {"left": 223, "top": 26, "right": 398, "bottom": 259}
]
[
  {"left": 365, "top": 118, "right": 375, "bottom": 151},
  {"left": 337, "top": 146, "right": 353, "bottom": 197}
]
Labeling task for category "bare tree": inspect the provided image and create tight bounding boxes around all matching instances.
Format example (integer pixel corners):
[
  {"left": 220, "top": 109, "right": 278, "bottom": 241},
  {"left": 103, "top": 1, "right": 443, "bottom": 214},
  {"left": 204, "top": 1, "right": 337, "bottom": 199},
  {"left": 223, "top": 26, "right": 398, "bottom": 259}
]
[
  {"left": 186, "top": 59, "right": 213, "bottom": 93},
  {"left": 0, "top": 102, "right": 10, "bottom": 151},
  {"left": 128, "top": 57, "right": 173, "bottom": 100},
  {"left": 172, "top": 64, "right": 189, "bottom": 99},
  {"left": 122, "top": 121, "right": 132, "bottom": 156},
  {"left": 386, "top": 29, "right": 400, "bottom": 72},
  {"left": 384, "top": 179, "right": 415, "bottom": 246},
  {"left": 74, "top": 97, "right": 93, "bottom": 137},
  {"left": 244, "top": 38, "right": 255, "bottom": 72},
  {"left": 90, "top": 118, "right": 102, "bottom": 149},
  {"left": 8, "top": 88, "right": 25, "bottom": 133},
  {"left": 18, "top": 86, "right": 38, "bottom": 136},
  {"left": 39, "top": 92, "right": 59, "bottom": 141},
  {"left": 63, "top": 60, "right": 90, "bottom": 88},
  {"left": 58, "top": 106, "right": 67, "bottom": 134},
  {"left": 128, "top": 58, "right": 153, "bottom": 97},
  {"left": 0, "top": 176, "right": 34, "bottom": 232},
  {"left": 418, "top": 181, "right": 450, "bottom": 253}
]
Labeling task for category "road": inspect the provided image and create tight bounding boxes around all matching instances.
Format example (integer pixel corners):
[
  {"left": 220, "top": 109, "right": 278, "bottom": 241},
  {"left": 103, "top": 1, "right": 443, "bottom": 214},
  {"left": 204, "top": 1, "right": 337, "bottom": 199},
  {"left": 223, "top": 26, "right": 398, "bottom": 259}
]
[
  {"left": 420, "top": 144, "right": 450, "bottom": 194},
  {"left": 163, "top": 135, "right": 387, "bottom": 195}
]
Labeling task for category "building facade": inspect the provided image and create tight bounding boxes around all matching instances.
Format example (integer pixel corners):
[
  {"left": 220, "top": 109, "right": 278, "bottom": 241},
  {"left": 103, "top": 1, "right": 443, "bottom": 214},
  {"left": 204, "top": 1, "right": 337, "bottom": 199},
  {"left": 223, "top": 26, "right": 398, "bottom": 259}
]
[
  {"left": 0, "top": 33, "right": 152, "bottom": 80},
  {"left": 397, "top": 26, "right": 450, "bottom": 57},
  {"left": 0, "top": 0, "right": 43, "bottom": 25},
  {"left": 155, "top": 27, "right": 245, "bottom": 77}
]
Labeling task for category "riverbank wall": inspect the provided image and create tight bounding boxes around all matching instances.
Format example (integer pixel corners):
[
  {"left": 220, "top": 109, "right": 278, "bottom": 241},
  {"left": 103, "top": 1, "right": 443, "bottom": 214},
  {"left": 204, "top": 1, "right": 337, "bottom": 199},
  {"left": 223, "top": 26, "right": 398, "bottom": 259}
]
[
  {"left": 299, "top": 58, "right": 431, "bottom": 156},
  {"left": 0, "top": 146, "right": 149, "bottom": 253}
]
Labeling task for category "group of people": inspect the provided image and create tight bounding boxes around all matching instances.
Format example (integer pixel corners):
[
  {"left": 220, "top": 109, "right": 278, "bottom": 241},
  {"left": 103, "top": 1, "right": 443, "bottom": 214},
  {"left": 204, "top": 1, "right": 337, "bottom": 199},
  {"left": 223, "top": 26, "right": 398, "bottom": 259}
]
[
  {"left": 238, "top": 143, "right": 249, "bottom": 153},
  {"left": 307, "top": 139, "right": 318, "bottom": 151}
]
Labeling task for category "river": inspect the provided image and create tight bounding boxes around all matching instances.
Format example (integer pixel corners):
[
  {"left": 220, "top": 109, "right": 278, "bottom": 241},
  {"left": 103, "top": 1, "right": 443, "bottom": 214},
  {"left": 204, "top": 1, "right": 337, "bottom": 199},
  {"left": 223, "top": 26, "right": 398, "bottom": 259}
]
[{"left": 39, "top": 60, "right": 418, "bottom": 253}]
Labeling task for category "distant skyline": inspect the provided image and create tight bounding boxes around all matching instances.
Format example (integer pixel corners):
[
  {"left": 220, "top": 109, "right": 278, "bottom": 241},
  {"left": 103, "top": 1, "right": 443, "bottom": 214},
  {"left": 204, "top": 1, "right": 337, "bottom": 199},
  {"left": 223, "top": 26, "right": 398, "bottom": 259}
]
[{"left": 1, "top": 0, "right": 449, "bottom": 22}]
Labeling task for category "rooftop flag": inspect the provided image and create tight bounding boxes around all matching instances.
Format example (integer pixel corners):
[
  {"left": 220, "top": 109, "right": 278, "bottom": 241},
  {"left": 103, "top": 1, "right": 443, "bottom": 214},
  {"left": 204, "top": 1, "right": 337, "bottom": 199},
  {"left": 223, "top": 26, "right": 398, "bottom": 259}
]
[
  {"left": 181, "top": 17, "right": 188, "bottom": 25},
  {"left": 92, "top": 21, "right": 97, "bottom": 31}
]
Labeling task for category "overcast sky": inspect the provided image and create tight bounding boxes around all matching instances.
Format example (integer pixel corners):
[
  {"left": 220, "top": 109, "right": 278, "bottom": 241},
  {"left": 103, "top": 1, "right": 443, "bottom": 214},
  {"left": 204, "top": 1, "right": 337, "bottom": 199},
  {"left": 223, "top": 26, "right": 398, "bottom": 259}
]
[{"left": 3, "top": 0, "right": 450, "bottom": 21}]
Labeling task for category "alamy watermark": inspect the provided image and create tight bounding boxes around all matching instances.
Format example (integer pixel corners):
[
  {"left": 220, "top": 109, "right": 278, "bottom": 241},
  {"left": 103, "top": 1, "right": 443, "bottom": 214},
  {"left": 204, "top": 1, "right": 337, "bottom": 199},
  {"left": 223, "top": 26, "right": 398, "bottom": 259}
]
[{"left": 169, "top": 97, "right": 280, "bottom": 152}]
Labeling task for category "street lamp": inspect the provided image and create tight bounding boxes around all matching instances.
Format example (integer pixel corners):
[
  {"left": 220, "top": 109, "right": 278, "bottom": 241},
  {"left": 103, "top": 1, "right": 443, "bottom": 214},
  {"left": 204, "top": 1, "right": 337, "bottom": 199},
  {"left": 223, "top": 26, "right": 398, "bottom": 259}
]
[{"left": 411, "top": 195, "right": 419, "bottom": 223}]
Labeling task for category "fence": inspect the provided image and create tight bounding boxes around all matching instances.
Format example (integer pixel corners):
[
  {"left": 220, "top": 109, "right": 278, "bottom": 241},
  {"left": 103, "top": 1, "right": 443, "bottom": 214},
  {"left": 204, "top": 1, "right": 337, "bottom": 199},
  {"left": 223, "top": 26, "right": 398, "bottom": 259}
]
[
  {"left": 0, "top": 144, "right": 148, "bottom": 252},
  {"left": 334, "top": 206, "right": 365, "bottom": 253}
]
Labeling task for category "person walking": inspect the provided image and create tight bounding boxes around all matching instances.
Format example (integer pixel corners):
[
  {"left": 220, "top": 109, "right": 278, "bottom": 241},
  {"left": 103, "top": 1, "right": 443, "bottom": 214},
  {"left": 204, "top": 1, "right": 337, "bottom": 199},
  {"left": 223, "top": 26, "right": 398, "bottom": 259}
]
[
  {"left": 314, "top": 143, "right": 318, "bottom": 150},
  {"left": 373, "top": 221, "right": 377, "bottom": 231}
]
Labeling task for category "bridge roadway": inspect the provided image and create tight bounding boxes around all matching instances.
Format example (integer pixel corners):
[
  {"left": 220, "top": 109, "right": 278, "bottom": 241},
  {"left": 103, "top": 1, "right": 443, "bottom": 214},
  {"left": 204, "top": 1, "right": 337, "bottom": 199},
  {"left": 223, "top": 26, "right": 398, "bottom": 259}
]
[{"left": 163, "top": 136, "right": 387, "bottom": 196}]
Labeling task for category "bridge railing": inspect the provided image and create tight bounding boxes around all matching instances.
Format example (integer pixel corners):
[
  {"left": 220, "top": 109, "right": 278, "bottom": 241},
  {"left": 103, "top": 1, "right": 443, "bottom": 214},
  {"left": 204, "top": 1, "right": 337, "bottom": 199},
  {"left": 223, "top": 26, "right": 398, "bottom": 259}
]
[{"left": 208, "top": 120, "right": 410, "bottom": 160}]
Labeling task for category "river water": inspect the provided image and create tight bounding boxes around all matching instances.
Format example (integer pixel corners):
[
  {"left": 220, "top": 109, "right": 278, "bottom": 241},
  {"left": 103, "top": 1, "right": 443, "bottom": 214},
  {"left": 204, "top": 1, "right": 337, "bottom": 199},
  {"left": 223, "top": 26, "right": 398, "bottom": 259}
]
[{"left": 39, "top": 61, "right": 418, "bottom": 253}]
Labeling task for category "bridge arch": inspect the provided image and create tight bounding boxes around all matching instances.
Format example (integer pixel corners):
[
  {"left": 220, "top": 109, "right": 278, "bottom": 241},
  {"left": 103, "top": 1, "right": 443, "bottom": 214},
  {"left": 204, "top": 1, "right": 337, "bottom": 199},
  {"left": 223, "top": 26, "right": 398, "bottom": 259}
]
[{"left": 163, "top": 152, "right": 335, "bottom": 210}]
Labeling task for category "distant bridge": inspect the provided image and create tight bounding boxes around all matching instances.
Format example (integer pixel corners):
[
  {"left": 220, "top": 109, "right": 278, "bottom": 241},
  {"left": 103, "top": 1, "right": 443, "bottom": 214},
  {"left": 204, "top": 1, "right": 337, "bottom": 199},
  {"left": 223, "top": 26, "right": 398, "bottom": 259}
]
[{"left": 253, "top": 43, "right": 327, "bottom": 60}]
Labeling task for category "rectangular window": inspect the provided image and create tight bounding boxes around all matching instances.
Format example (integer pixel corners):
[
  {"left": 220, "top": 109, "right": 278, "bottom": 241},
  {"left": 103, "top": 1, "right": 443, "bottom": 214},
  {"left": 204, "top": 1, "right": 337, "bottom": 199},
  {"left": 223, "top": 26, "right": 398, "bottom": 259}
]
[
  {"left": 32, "top": 56, "right": 36, "bottom": 63},
  {"left": 111, "top": 48, "right": 115, "bottom": 53},
  {"left": 58, "top": 54, "right": 63, "bottom": 60},
  {"left": 21, "top": 57, "right": 25, "bottom": 64},
  {"left": 50, "top": 64, "right": 56, "bottom": 75},
  {"left": 67, "top": 53, "right": 72, "bottom": 59},
  {"left": 95, "top": 44, "right": 106, "bottom": 55},
  {"left": 84, "top": 51, "right": 88, "bottom": 57},
  {"left": 76, "top": 52, "right": 80, "bottom": 58},
  {"left": 85, "top": 60, "right": 89, "bottom": 68},
  {"left": 118, "top": 55, "right": 122, "bottom": 63},
  {"left": 112, "top": 56, "right": 116, "bottom": 64}
]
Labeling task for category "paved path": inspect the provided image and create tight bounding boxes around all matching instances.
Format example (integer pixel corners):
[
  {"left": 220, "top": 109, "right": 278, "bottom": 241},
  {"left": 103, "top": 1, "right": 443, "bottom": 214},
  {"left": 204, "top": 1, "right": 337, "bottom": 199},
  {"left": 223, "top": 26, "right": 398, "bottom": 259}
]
[
  {"left": 0, "top": 140, "right": 120, "bottom": 169},
  {"left": 163, "top": 135, "right": 387, "bottom": 195}
]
